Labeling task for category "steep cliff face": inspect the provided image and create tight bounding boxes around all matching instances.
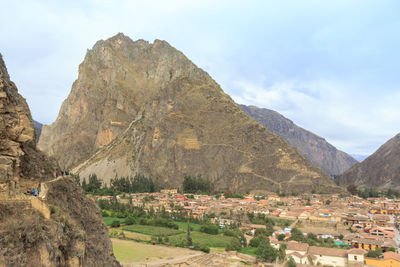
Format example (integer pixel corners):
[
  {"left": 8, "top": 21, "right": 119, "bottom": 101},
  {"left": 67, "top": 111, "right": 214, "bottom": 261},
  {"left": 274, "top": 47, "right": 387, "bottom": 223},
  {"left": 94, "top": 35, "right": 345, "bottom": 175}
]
[
  {"left": 38, "top": 33, "right": 199, "bottom": 169},
  {"left": 33, "top": 120, "right": 43, "bottom": 143},
  {"left": 0, "top": 53, "right": 119, "bottom": 267},
  {"left": 240, "top": 105, "right": 358, "bottom": 176},
  {"left": 40, "top": 33, "right": 340, "bottom": 193},
  {"left": 337, "top": 133, "right": 400, "bottom": 189}
]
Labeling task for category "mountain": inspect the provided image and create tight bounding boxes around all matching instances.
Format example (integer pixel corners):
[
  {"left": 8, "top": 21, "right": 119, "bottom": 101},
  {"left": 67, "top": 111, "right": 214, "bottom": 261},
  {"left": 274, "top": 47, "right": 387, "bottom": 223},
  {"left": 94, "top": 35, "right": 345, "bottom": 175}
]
[
  {"left": 350, "top": 154, "right": 368, "bottom": 162},
  {"left": 0, "top": 54, "right": 119, "bottom": 266},
  {"left": 33, "top": 120, "right": 42, "bottom": 143},
  {"left": 39, "top": 33, "right": 339, "bottom": 193},
  {"left": 240, "top": 105, "right": 358, "bottom": 176},
  {"left": 337, "top": 133, "right": 400, "bottom": 189}
]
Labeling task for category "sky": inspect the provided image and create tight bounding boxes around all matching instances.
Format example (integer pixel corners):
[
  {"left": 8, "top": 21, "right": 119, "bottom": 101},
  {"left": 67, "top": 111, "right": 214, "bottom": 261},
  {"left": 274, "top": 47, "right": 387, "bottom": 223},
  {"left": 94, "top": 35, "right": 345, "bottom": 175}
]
[{"left": 1, "top": 0, "right": 400, "bottom": 157}]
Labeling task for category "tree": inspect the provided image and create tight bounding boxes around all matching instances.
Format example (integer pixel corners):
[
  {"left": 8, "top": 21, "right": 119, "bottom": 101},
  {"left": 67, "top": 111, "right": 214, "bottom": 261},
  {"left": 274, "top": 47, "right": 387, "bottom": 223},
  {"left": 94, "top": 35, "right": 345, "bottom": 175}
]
[
  {"left": 125, "top": 216, "right": 136, "bottom": 225},
  {"left": 366, "top": 248, "right": 383, "bottom": 258},
  {"left": 277, "top": 234, "right": 286, "bottom": 241},
  {"left": 388, "top": 246, "right": 396, "bottom": 252},
  {"left": 347, "top": 184, "right": 358, "bottom": 195},
  {"left": 187, "top": 221, "right": 193, "bottom": 246},
  {"left": 200, "top": 223, "right": 219, "bottom": 235},
  {"left": 287, "top": 256, "right": 296, "bottom": 267},
  {"left": 290, "top": 228, "right": 305, "bottom": 242},
  {"left": 110, "top": 220, "right": 121, "bottom": 228},
  {"left": 256, "top": 241, "right": 278, "bottom": 262},
  {"left": 250, "top": 235, "right": 269, "bottom": 248},
  {"left": 226, "top": 238, "right": 242, "bottom": 251}
]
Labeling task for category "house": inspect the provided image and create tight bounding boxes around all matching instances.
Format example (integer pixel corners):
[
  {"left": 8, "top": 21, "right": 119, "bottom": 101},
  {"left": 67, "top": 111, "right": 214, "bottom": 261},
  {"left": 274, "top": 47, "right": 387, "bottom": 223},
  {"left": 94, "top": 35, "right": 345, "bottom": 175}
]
[
  {"left": 351, "top": 237, "right": 396, "bottom": 252},
  {"left": 365, "top": 251, "right": 400, "bottom": 267},
  {"left": 369, "top": 227, "right": 395, "bottom": 238},
  {"left": 286, "top": 241, "right": 365, "bottom": 266},
  {"left": 372, "top": 214, "right": 391, "bottom": 227}
]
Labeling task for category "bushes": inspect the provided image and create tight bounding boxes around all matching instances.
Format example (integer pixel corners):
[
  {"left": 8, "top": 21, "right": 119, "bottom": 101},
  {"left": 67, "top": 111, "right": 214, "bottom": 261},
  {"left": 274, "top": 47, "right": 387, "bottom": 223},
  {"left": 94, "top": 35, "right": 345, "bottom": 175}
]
[
  {"left": 125, "top": 216, "right": 136, "bottom": 225},
  {"left": 183, "top": 175, "right": 213, "bottom": 194},
  {"left": 111, "top": 220, "right": 121, "bottom": 228},
  {"left": 249, "top": 235, "right": 269, "bottom": 248},
  {"left": 200, "top": 223, "right": 219, "bottom": 235},
  {"left": 256, "top": 240, "right": 278, "bottom": 262},
  {"left": 226, "top": 238, "right": 241, "bottom": 251}
]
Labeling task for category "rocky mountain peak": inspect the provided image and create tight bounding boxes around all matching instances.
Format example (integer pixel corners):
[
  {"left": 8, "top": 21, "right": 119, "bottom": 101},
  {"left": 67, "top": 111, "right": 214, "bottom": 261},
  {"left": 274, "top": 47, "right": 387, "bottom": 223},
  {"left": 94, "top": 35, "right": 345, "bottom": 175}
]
[
  {"left": 38, "top": 33, "right": 339, "bottom": 193},
  {"left": 38, "top": 33, "right": 206, "bottom": 168}
]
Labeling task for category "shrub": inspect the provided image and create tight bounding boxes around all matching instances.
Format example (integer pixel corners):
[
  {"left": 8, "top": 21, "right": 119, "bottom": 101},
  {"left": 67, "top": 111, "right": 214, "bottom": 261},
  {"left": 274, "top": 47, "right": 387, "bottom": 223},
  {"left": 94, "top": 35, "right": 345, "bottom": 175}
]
[
  {"left": 200, "top": 245, "right": 210, "bottom": 253},
  {"left": 277, "top": 234, "right": 286, "bottom": 241},
  {"left": 125, "top": 216, "right": 136, "bottom": 225},
  {"left": 111, "top": 220, "right": 121, "bottom": 228},
  {"left": 226, "top": 238, "right": 241, "bottom": 251},
  {"left": 200, "top": 223, "right": 219, "bottom": 235},
  {"left": 249, "top": 235, "right": 269, "bottom": 248}
]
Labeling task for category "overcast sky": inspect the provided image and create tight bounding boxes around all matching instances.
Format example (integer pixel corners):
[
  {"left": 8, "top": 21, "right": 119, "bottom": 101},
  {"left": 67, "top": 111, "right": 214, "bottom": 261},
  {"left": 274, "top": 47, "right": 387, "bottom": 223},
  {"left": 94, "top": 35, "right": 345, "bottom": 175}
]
[{"left": 1, "top": 0, "right": 399, "bottom": 156}]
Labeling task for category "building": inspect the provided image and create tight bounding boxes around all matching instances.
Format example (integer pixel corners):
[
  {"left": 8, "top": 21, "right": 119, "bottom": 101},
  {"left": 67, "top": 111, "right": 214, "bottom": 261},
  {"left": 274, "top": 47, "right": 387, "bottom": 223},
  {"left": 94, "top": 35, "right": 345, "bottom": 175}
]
[
  {"left": 365, "top": 251, "right": 400, "bottom": 267},
  {"left": 286, "top": 241, "right": 365, "bottom": 266}
]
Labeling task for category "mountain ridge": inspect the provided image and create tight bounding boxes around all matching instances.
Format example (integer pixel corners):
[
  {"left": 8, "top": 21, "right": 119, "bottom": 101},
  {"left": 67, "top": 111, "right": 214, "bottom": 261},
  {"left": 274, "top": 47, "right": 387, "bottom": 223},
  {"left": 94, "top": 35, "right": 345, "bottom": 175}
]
[
  {"left": 240, "top": 104, "right": 358, "bottom": 176},
  {"left": 337, "top": 133, "right": 400, "bottom": 189}
]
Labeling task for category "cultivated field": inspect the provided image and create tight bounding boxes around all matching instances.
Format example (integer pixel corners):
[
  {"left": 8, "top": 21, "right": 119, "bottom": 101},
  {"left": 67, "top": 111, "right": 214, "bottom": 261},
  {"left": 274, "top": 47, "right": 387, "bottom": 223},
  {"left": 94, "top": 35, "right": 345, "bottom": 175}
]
[{"left": 111, "top": 238, "right": 203, "bottom": 266}]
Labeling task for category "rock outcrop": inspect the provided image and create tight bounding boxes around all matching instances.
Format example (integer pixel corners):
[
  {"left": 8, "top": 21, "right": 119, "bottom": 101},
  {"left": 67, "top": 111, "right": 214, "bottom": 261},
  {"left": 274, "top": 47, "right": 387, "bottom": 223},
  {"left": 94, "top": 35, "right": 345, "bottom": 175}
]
[
  {"left": 0, "top": 53, "right": 119, "bottom": 266},
  {"left": 33, "top": 120, "right": 43, "bottom": 143},
  {"left": 337, "top": 133, "right": 400, "bottom": 189},
  {"left": 39, "top": 33, "right": 339, "bottom": 194},
  {"left": 240, "top": 105, "right": 358, "bottom": 176}
]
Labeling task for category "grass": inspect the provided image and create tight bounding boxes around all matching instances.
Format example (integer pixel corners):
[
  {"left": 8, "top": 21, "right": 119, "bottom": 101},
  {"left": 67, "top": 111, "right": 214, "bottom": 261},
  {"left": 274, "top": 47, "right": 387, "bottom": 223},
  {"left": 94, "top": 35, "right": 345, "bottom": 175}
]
[
  {"left": 175, "top": 221, "right": 202, "bottom": 232},
  {"left": 239, "top": 247, "right": 258, "bottom": 257},
  {"left": 122, "top": 224, "right": 184, "bottom": 236},
  {"left": 111, "top": 238, "right": 198, "bottom": 263},
  {"left": 169, "top": 231, "right": 234, "bottom": 248},
  {"left": 103, "top": 217, "right": 125, "bottom": 226}
]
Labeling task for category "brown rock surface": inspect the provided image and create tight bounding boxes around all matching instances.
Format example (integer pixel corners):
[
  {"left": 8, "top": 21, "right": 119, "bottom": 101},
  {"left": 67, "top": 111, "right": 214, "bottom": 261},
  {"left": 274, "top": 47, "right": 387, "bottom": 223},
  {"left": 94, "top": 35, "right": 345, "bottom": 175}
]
[
  {"left": 40, "top": 33, "right": 340, "bottom": 193},
  {"left": 0, "top": 53, "right": 119, "bottom": 266},
  {"left": 240, "top": 105, "right": 358, "bottom": 176},
  {"left": 337, "top": 133, "right": 400, "bottom": 189}
]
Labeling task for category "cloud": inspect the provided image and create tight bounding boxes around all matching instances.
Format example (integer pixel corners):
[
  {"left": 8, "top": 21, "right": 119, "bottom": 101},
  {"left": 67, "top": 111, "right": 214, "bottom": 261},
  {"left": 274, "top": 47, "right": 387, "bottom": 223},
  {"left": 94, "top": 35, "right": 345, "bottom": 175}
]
[
  {"left": 231, "top": 79, "right": 400, "bottom": 155},
  {"left": 1, "top": 0, "right": 400, "bottom": 156}
]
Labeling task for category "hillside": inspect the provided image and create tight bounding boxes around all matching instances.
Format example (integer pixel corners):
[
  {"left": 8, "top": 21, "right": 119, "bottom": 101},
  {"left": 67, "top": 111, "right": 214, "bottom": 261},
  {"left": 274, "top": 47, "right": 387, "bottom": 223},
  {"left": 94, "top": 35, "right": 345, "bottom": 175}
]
[
  {"left": 337, "top": 133, "right": 400, "bottom": 189},
  {"left": 240, "top": 105, "right": 357, "bottom": 176},
  {"left": 39, "top": 33, "right": 339, "bottom": 193},
  {"left": 33, "top": 120, "right": 42, "bottom": 143},
  {"left": 0, "top": 53, "right": 119, "bottom": 266}
]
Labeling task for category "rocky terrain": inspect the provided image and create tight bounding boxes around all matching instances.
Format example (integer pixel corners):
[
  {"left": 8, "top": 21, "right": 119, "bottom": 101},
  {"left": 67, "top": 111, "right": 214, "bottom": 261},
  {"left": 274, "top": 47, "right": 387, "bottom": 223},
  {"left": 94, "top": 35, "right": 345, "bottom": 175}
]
[
  {"left": 337, "top": 133, "right": 400, "bottom": 189},
  {"left": 240, "top": 105, "right": 357, "bottom": 176},
  {"left": 39, "top": 33, "right": 339, "bottom": 193},
  {"left": 0, "top": 53, "right": 119, "bottom": 266},
  {"left": 33, "top": 120, "right": 43, "bottom": 143}
]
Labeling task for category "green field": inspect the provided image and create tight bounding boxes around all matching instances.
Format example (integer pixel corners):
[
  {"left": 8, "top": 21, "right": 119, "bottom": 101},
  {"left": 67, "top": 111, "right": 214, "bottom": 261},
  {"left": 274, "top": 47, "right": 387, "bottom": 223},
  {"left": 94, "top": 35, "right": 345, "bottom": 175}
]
[
  {"left": 239, "top": 247, "right": 258, "bottom": 257},
  {"left": 169, "top": 231, "right": 234, "bottom": 247},
  {"left": 112, "top": 239, "right": 199, "bottom": 263},
  {"left": 103, "top": 217, "right": 125, "bottom": 226},
  {"left": 122, "top": 224, "right": 184, "bottom": 236},
  {"left": 175, "top": 221, "right": 202, "bottom": 232}
]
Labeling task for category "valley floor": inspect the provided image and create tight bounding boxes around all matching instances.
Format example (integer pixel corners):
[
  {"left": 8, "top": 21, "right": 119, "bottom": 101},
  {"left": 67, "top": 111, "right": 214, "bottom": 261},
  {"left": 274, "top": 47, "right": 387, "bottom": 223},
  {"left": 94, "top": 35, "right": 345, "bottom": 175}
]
[{"left": 111, "top": 238, "right": 257, "bottom": 267}]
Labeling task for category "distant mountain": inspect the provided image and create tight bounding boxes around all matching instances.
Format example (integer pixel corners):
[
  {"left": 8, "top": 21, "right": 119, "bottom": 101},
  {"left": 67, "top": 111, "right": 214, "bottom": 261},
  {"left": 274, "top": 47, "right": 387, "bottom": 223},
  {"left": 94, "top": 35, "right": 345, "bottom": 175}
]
[
  {"left": 240, "top": 105, "right": 358, "bottom": 176},
  {"left": 350, "top": 154, "right": 369, "bottom": 162},
  {"left": 337, "top": 133, "right": 400, "bottom": 189},
  {"left": 33, "top": 120, "right": 42, "bottom": 143},
  {"left": 38, "top": 33, "right": 339, "bottom": 193}
]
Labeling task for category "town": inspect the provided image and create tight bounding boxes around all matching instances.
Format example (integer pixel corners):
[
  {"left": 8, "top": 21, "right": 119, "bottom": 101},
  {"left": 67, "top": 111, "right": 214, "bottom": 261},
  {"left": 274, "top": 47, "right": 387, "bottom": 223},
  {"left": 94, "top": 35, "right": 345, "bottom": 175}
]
[{"left": 92, "top": 184, "right": 400, "bottom": 266}]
